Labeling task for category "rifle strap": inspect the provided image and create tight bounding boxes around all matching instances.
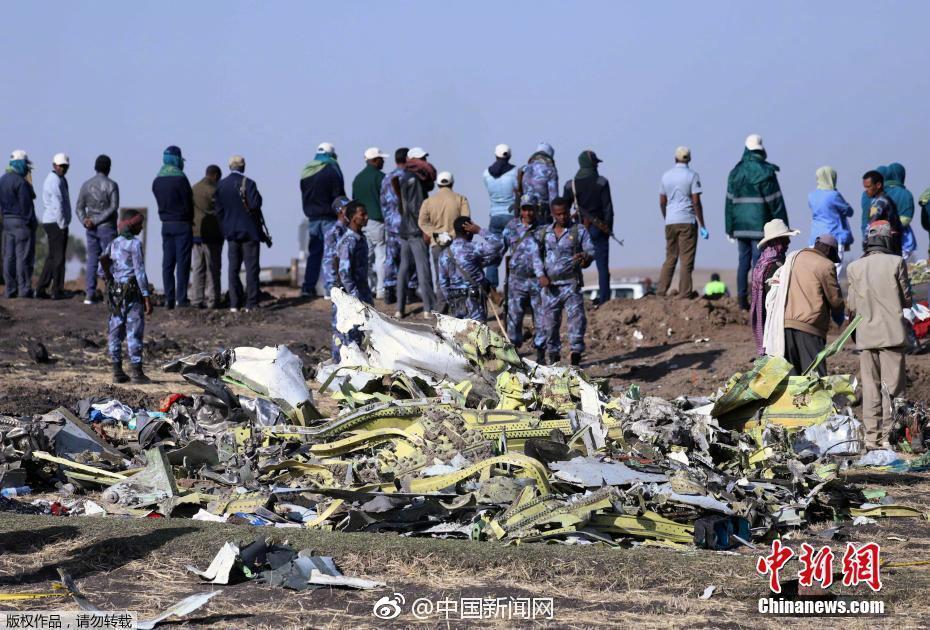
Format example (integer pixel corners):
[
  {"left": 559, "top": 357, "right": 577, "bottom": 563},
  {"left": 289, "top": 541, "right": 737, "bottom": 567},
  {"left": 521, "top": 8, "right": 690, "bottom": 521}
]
[{"left": 447, "top": 243, "right": 485, "bottom": 293}]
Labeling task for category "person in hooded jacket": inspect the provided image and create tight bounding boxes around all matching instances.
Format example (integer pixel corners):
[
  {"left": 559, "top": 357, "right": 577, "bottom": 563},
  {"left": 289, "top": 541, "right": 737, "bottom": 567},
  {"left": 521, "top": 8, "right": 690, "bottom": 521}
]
[
  {"left": 152, "top": 145, "right": 194, "bottom": 309},
  {"left": 300, "top": 142, "right": 345, "bottom": 297},
  {"left": 520, "top": 142, "right": 559, "bottom": 224},
  {"left": 563, "top": 150, "right": 614, "bottom": 306},
  {"left": 808, "top": 166, "right": 854, "bottom": 274},
  {"left": 885, "top": 163, "right": 916, "bottom": 258},
  {"left": 724, "top": 134, "right": 789, "bottom": 310},
  {"left": 0, "top": 150, "right": 37, "bottom": 298},
  {"left": 482, "top": 144, "right": 519, "bottom": 288}
]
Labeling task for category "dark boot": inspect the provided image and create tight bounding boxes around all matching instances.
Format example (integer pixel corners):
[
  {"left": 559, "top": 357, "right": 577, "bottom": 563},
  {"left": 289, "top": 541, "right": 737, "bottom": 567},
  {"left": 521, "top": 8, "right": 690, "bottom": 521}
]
[
  {"left": 129, "top": 363, "right": 151, "bottom": 384},
  {"left": 535, "top": 347, "right": 546, "bottom": 365},
  {"left": 384, "top": 286, "right": 396, "bottom": 305},
  {"left": 548, "top": 353, "right": 560, "bottom": 365},
  {"left": 112, "top": 362, "right": 130, "bottom": 384},
  {"left": 570, "top": 351, "right": 582, "bottom": 366},
  {"left": 406, "top": 287, "right": 420, "bottom": 304}
]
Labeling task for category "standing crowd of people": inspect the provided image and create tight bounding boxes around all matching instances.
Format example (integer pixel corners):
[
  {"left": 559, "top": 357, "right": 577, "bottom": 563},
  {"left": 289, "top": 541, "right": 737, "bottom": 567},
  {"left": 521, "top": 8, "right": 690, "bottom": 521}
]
[
  {"left": 313, "top": 142, "right": 611, "bottom": 366},
  {"left": 1, "top": 135, "right": 928, "bottom": 449},
  {"left": 720, "top": 132, "right": 920, "bottom": 452}
]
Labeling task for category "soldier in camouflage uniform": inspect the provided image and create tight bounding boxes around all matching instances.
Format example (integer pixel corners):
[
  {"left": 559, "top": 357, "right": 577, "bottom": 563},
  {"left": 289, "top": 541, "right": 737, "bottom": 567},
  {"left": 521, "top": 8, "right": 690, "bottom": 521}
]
[
  {"left": 540, "top": 197, "right": 594, "bottom": 366},
  {"left": 380, "top": 148, "right": 416, "bottom": 303},
  {"left": 520, "top": 142, "right": 559, "bottom": 224},
  {"left": 438, "top": 216, "right": 505, "bottom": 321},
  {"left": 503, "top": 193, "right": 546, "bottom": 363},
  {"left": 321, "top": 196, "right": 350, "bottom": 298},
  {"left": 100, "top": 209, "right": 153, "bottom": 384},
  {"left": 331, "top": 201, "right": 372, "bottom": 360}
]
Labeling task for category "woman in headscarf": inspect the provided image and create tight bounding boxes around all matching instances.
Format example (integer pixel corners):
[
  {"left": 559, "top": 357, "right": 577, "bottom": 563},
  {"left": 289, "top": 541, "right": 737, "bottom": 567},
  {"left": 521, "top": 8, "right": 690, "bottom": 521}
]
[
  {"left": 808, "top": 166, "right": 854, "bottom": 275},
  {"left": 750, "top": 220, "right": 799, "bottom": 355}
]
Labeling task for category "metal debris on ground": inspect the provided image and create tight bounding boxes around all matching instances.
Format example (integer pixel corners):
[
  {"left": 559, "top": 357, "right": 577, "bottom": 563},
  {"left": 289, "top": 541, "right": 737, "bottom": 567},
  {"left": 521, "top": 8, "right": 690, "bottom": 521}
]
[{"left": 1, "top": 291, "right": 928, "bottom": 551}]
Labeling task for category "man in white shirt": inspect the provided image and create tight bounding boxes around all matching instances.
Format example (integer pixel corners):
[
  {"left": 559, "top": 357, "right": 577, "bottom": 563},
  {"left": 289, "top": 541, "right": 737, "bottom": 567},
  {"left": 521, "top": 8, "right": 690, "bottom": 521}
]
[
  {"left": 37, "top": 153, "right": 71, "bottom": 299},
  {"left": 657, "top": 146, "right": 707, "bottom": 298}
]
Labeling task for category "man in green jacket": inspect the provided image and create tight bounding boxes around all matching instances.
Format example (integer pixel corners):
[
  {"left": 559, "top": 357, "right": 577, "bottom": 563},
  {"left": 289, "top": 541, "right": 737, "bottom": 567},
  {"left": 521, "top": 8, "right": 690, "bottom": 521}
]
[
  {"left": 352, "top": 147, "right": 388, "bottom": 298},
  {"left": 725, "top": 134, "right": 789, "bottom": 310}
]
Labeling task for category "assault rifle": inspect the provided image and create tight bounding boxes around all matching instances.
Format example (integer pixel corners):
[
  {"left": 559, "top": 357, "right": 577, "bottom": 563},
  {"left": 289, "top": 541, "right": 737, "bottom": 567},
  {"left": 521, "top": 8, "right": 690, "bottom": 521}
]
[{"left": 240, "top": 176, "right": 273, "bottom": 247}]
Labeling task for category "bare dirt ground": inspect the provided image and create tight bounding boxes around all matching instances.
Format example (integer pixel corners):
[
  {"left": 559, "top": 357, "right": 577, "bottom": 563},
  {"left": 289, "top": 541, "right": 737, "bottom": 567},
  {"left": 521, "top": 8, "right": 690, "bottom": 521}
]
[{"left": 2, "top": 285, "right": 930, "bottom": 628}]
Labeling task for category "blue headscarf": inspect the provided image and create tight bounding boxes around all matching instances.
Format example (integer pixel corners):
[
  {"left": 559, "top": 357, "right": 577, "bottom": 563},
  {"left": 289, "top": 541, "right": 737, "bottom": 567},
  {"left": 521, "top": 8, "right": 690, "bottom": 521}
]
[{"left": 8, "top": 159, "right": 28, "bottom": 176}]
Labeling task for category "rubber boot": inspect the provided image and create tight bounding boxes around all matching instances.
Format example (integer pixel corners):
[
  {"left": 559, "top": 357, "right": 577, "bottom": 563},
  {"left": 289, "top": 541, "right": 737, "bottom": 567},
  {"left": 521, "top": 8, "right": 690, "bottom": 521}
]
[
  {"left": 535, "top": 347, "right": 546, "bottom": 365},
  {"left": 112, "top": 362, "right": 130, "bottom": 384},
  {"left": 570, "top": 351, "right": 582, "bottom": 366},
  {"left": 548, "top": 353, "right": 560, "bottom": 366},
  {"left": 129, "top": 363, "right": 151, "bottom": 384},
  {"left": 384, "top": 286, "right": 396, "bottom": 305}
]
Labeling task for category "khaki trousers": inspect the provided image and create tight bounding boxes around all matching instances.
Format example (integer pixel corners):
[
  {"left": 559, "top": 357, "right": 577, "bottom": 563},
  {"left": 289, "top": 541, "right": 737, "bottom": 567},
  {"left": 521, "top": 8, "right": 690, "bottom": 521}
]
[
  {"left": 860, "top": 348, "right": 905, "bottom": 447},
  {"left": 657, "top": 223, "right": 697, "bottom": 296}
]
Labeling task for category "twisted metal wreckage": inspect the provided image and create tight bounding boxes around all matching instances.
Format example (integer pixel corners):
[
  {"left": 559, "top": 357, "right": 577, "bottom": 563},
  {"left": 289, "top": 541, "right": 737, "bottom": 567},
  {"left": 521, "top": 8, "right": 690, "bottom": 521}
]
[{"left": 3, "top": 289, "right": 930, "bottom": 551}]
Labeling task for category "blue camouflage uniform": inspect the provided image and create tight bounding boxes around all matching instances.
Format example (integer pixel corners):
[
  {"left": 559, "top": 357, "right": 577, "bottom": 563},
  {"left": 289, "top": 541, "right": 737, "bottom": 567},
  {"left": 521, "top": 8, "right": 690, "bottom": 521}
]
[
  {"left": 380, "top": 166, "right": 416, "bottom": 291},
  {"left": 331, "top": 228, "right": 372, "bottom": 360},
  {"left": 104, "top": 234, "right": 149, "bottom": 365},
  {"left": 521, "top": 153, "right": 559, "bottom": 223},
  {"left": 438, "top": 230, "right": 505, "bottom": 321},
  {"left": 542, "top": 221, "right": 594, "bottom": 354},
  {"left": 322, "top": 220, "right": 347, "bottom": 296},
  {"left": 503, "top": 217, "right": 546, "bottom": 349}
]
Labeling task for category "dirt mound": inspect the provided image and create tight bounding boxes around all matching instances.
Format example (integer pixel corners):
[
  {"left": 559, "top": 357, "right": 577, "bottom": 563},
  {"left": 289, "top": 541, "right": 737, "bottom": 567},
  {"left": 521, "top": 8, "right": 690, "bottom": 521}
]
[{"left": 586, "top": 295, "right": 746, "bottom": 354}]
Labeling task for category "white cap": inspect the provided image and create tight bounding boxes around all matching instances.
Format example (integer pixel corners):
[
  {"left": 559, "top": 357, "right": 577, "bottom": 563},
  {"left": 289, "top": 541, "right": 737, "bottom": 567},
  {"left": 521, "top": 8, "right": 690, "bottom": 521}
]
[
  {"left": 52, "top": 153, "right": 69, "bottom": 166},
  {"left": 437, "top": 171, "right": 454, "bottom": 186},
  {"left": 745, "top": 134, "right": 764, "bottom": 151},
  {"left": 317, "top": 142, "right": 336, "bottom": 155},
  {"left": 228, "top": 154, "right": 245, "bottom": 170},
  {"left": 494, "top": 143, "right": 511, "bottom": 159},
  {"left": 674, "top": 146, "right": 691, "bottom": 162},
  {"left": 364, "top": 147, "right": 388, "bottom": 161},
  {"left": 407, "top": 147, "right": 428, "bottom": 159},
  {"left": 10, "top": 149, "right": 29, "bottom": 162}
]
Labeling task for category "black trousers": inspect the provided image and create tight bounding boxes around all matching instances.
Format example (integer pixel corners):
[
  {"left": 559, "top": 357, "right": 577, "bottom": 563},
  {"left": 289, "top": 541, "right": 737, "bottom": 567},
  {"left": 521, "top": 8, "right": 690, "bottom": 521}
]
[
  {"left": 784, "top": 328, "right": 826, "bottom": 377},
  {"left": 228, "top": 240, "right": 260, "bottom": 309},
  {"left": 37, "top": 223, "right": 68, "bottom": 296}
]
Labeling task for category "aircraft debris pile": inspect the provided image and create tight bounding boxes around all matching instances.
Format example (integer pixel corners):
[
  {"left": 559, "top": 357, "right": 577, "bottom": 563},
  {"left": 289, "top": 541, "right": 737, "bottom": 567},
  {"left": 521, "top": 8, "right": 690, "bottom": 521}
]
[{"left": 1, "top": 291, "right": 926, "bottom": 549}]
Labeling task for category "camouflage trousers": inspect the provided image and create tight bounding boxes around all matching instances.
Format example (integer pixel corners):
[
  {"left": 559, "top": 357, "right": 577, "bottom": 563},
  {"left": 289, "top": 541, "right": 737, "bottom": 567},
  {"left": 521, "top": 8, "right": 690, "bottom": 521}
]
[
  {"left": 384, "top": 232, "right": 417, "bottom": 289},
  {"left": 331, "top": 303, "right": 363, "bottom": 361},
  {"left": 542, "top": 282, "right": 586, "bottom": 354},
  {"left": 108, "top": 300, "right": 145, "bottom": 364},
  {"left": 447, "top": 288, "right": 487, "bottom": 322},
  {"left": 507, "top": 276, "right": 546, "bottom": 349}
]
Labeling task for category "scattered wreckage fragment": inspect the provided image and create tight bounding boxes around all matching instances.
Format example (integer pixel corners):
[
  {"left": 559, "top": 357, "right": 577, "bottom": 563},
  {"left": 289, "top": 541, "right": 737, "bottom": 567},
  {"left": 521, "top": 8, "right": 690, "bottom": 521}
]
[{"left": 1, "top": 295, "right": 927, "bottom": 555}]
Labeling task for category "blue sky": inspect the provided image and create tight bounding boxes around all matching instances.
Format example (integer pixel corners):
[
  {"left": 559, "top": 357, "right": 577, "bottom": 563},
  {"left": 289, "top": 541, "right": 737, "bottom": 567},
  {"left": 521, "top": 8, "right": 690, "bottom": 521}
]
[{"left": 5, "top": 2, "right": 929, "bottom": 286}]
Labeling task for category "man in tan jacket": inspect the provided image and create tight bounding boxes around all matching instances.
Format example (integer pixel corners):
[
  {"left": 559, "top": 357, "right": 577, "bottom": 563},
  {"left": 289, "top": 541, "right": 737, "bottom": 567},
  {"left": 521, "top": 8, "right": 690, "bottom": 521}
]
[
  {"left": 418, "top": 171, "right": 470, "bottom": 311},
  {"left": 783, "top": 234, "right": 845, "bottom": 376},
  {"left": 847, "top": 221, "right": 912, "bottom": 450}
]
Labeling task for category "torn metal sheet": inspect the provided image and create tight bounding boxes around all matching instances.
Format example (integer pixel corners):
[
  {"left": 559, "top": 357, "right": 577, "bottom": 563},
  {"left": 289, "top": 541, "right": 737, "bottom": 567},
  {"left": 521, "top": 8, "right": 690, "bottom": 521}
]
[
  {"left": 328, "top": 288, "right": 517, "bottom": 399},
  {"left": 187, "top": 541, "right": 242, "bottom": 584},
  {"left": 57, "top": 569, "right": 220, "bottom": 629},
  {"left": 225, "top": 345, "right": 317, "bottom": 425},
  {"left": 550, "top": 457, "right": 666, "bottom": 487}
]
